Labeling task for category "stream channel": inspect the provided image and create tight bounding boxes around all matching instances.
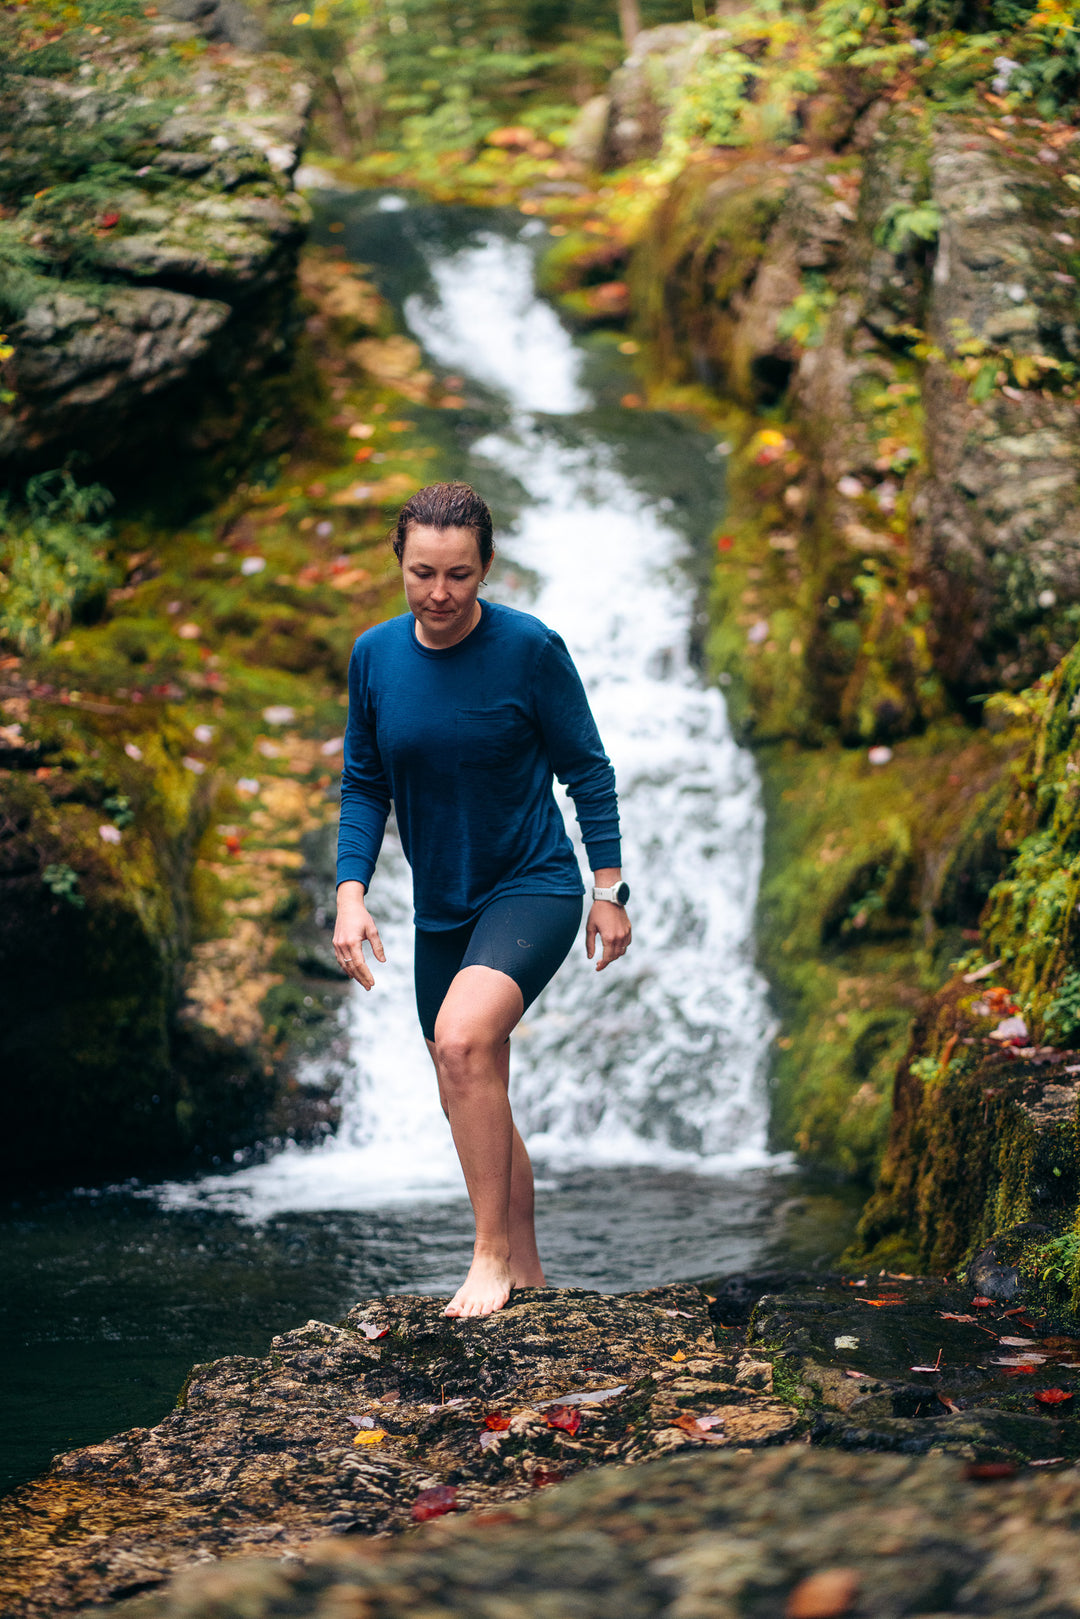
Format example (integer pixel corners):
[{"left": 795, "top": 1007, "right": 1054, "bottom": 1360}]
[{"left": 0, "top": 196, "right": 863, "bottom": 1496}]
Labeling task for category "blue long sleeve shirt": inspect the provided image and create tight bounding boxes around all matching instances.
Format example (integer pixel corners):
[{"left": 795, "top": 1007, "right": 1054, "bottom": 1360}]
[{"left": 337, "top": 600, "right": 621, "bottom": 931}]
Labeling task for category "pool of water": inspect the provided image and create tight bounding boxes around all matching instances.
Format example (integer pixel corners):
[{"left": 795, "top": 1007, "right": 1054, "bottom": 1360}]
[{"left": 0, "top": 1166, "right": 862, "bottom": 1495}]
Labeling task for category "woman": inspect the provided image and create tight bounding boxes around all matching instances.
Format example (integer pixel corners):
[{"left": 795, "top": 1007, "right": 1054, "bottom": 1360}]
[{"left": 333, "top": 482, "right": 631, "bottom": 1319}]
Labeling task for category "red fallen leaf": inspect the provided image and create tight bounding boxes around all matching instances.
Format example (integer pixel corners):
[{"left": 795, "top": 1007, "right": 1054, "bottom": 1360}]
[
  {"left": 938, "top": 1394, "right": 961, "bottom": 1414},
  {"left": 1001, "top": 1364, "right": 1038, "bottom": 1376},
  {"left": 964, "top": 1461, "right": 1017, "bottom": 1480},
  {"left": 857, "top": 1296, "right": 905, "bottom": 1307},
  {"left": 224, "top": 834, "right": 241, "bottom": 854},
  {"left": 544, "top": 1404, "right": 581, "bottom": 1436},
  {"left": 531, "top": 1465, "right": 563, "bottom": 1487},
  {"left": 1001, "top": 1306, "right": 1027, "bottom": 1316},
  {"left": 484, "top": 1411, "right": 511, "bottom": 1431},
  {"left": 1016, "top": 1317, "right": 1041, "bottom": 1331},
  {"left": 1033, "top": 1388, "right": 1073, "bottom": 1404},
  {"left": 411, "top": 1485, "right": 458, "bottom": 1521},
  {"left": 939, "top": 1313, "right": 977, "bottom": 1323},
  {"left": 717, "top": 535, "right": 734, "bottom": 551},
  {"left": 785, "top": 1567, "right": 860, "bottom": 1618},
  {"left": 970, "top": 1297, "right": 995, "bottom": 1308},
  {"left": 99, "top": 210, "right": 120, "bottom": 228}
]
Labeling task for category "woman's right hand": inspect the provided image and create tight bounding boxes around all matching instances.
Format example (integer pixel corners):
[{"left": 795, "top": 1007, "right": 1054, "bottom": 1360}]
[{"left": 333, "top": 881, "right": 386, "bottom": 990}]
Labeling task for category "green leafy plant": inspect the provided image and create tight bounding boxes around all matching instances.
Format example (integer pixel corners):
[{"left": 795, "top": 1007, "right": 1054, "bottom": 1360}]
[
  {"left": 1044, "top": 967, "right": 1080, "bottom": 1042},
  {"left": 0, "top": 469, "right": 114, "bottom": 653},
  {"left": 42, "top": 862, "right": 85, "bottom": 908},
  {"left": 1035, "top": 1230, "right": 1080, "bottom": 1289},
  {"left": 874, "top": 199, "right": 941, "bottom": 255},
  {"left": 777, "top": 276, "right": 838, "bottom": 349},
  {"left": 103, "top": 793, "right": 135, "bottom": 828}
]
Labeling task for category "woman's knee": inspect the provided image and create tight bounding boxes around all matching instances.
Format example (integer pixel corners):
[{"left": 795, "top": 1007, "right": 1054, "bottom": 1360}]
[{"left": 433, "top": 1020, "right": 496, "bottom": 1085}]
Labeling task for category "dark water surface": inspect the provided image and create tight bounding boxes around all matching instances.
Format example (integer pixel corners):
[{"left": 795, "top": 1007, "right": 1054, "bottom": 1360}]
[{"left": 0, "top": 1167, "right": 861, "bottom": 1496}]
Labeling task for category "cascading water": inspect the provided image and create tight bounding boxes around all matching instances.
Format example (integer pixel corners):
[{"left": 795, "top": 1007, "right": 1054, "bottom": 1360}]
[{"left": 160, "top": 202, "right": 778, "bottom": 1219}]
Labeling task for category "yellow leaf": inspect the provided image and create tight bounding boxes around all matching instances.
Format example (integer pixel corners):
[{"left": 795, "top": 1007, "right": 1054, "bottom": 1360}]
[
  {"left": 353, "top": 1429, "right": 386, "bottom": 1446},
  {"left": 756, "top": 429, "right": 788, "bottom": 447},
  {"left": 671, "top": 1350, "right": 686, "bottom": 1362}
]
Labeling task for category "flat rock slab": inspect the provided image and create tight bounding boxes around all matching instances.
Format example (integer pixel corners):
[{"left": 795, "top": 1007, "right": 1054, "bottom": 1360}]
[
  {"left": 0, "top": 1285, "right": 796, "bottom": 1618},
  {"left": 748, "top": 1274, "right": 1080, "bottom": 1459},
  {"left": 112, "top": 1447, "right": 1080, "bottom": 1619}
]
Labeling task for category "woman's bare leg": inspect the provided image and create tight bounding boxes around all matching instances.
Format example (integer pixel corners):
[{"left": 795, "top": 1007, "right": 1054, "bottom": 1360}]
[
  {"left": 428, "top": 1032, "right": 546, "bottom": 1293},
  {"left": 427, "top": 964, "right": 543, "bottom": 1316}
]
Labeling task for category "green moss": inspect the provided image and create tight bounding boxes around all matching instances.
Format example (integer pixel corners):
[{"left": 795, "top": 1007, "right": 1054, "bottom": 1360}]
[{"left": 756, "top": 725, "right": 1012, "bottom": 1177}]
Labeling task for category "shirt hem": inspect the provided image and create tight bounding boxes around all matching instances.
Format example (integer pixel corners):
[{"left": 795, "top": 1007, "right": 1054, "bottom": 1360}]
[{"left": 413, "top": 880, "right": 585, "bottom": 933}]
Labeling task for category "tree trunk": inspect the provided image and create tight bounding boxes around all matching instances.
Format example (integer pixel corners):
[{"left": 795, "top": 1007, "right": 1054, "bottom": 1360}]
[{"left": 617, "top": 0, "right": 641, "bottom": 48}]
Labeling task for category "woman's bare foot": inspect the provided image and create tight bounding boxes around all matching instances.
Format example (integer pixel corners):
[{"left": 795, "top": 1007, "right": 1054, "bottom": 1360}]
[{"left": 444, "top": 1250, "right": 513, "bottom": 1318}]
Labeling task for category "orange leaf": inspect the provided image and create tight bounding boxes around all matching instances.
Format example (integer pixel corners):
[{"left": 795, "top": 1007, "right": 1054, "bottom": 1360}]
[
  {"left": 970, "top": 1297, "right": 995, "bottom": 1308},
  {"left": 671, "top": 1349, "right": 687, "bottom": 1361},
  {"left": 785, "top": 1567, "right": 860, "bottom": 1618},
  {"left": 964, "top": 1461, "right": 1016, "bottom": 1479},
  {"left": 484, "top": 1411, "right": 511, "bottom": 1431},
  {"left": 544, "top": 1404, "right": 581, "bottom": 1436},
  {"left": 1034, "top": 1388, "right": 1073, "bottom": 1404}
]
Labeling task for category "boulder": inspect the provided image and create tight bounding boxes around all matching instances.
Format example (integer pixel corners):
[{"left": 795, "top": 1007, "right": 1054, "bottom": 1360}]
[
  {"left": 916, "top": 119, "right": 1080, "bottom": 699},
  {"left": 0, "top": 18, "right": 312, "bottom": 478},
  {"left": 604, "top": 23, "right": 707, "bottom": 166}
]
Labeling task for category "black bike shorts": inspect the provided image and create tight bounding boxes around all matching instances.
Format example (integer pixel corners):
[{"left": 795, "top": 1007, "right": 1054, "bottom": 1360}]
[{"left": 414, "top": 893, "right": 583, "bottom": 1043}]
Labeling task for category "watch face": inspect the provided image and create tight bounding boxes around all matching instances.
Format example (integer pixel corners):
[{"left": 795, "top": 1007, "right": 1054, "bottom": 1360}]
[{"left": 615, "top": 880, "right": 631, "bottom": 905}]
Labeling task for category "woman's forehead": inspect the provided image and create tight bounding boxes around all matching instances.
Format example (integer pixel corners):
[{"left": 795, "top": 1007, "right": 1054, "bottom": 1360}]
[{"left": 403, "top": 524, "right": 482, "bottom": 565}]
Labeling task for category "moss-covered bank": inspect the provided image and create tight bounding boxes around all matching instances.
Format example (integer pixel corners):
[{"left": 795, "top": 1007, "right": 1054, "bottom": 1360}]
[
  {"left": 858, "top": 644, "right": 1080, "bottom": 1297},
  {"left": 0, "top": 228, "right": 464, "bottom": 1180},
  {"left": 612, "top": 36, "right": 1080, "bottom": 1195}
]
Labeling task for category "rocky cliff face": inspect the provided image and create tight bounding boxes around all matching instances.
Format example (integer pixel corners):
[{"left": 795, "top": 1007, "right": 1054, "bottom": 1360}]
[
  {"left": 0, "top": 4, "right": 311, "bottom": 482},
  {"left": 623, "top": 49, "right": 1080, "bottom": 1225}
]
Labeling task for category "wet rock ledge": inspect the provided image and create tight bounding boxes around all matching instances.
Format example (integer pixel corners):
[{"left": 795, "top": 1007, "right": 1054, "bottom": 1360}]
[
  {"left": 0, "top": 1284, "right": 795, "bottom": 1618},
  {"left": 6, "top": 1277, "right": 1080, "bottom": 1618}
]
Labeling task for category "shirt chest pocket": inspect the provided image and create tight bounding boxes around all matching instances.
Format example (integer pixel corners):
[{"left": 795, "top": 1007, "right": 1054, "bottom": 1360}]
[{"left": 455, "top": 704, "right": 531, "bottom": 772}]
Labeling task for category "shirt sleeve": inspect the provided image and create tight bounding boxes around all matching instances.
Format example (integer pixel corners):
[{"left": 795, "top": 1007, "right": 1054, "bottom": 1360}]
[
  {"left": 533, "top": 632, "right": 621, "bottom": 872},
  {"left": 336, "top": 640, "right": 391, "bottom": 890}
]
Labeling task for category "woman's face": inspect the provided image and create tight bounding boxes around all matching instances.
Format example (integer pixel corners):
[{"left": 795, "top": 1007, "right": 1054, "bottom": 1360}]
[{"left": 401, "top": 524, "right": 491, "bottom": 647}]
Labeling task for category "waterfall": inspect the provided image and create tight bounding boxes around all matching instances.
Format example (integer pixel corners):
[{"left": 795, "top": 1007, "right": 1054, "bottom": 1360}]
[{"left": 158, "top": 207, "right": 778, "bottom": 1219}]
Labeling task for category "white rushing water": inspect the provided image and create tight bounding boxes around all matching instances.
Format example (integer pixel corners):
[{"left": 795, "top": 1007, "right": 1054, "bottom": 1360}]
[{"left": 159, "top": 222, "right": 777, "bottom": 1218}]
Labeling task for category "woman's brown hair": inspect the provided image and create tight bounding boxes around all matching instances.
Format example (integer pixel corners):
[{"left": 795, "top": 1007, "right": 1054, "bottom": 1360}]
[{"left": 392, "top": 482, "right": 494, "bottom": 566}]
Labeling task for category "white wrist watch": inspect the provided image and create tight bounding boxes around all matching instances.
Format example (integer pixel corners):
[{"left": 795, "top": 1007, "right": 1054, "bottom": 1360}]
[{"left": 592, "top": 880, "right": 631, "bottom": 906}]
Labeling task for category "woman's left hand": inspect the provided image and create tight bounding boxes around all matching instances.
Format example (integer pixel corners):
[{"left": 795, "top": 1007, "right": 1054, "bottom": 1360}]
[{"left": 586, "top": 901, "right": 632, "bottom": 971}]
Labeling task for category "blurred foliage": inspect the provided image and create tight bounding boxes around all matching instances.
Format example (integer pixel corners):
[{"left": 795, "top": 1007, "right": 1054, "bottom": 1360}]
[
  {"left": 655, "top": 0, "right": 1080, "bottom": 171},
  {"left": 0, "top": 470, "right": 114, "bottom": 653},
  {"left": 264, "top": 0, "right": 692, "bottom": 159}
]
